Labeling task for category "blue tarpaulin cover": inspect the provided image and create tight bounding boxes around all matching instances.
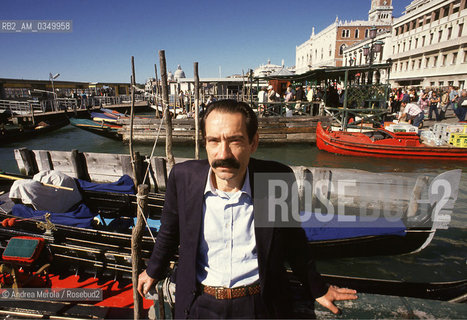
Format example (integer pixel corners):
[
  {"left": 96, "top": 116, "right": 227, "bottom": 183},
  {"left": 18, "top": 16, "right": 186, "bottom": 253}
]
[
  {"left": 76, "top": 175, "right": 135, "bottom": 194},
  {"left": 12, "top": 203, "right": 96, "bottom": 229},
  {"left": 11, "top": 175, "right": 135, "bottom": 229},
  {"left": 301, "top": 212, "right": 406, "bottom": 241}
]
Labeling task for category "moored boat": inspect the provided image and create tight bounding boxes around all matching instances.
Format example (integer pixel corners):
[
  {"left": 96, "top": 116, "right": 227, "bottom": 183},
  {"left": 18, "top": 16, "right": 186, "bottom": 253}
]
[
  {"left": 0, "top": 118, "right": 70, "bottom": 144},
  {"left": 69, "top": 108, "right": 125, "bottom": 140},
  {"left": 4, "top": 148, "right": 462, "bottom": 261},
  {"left": 69, "top": 117, "right": 122, "bottom": 140},
  {"left": 316, "top": 122, "right": 467, "bottom": 160}
]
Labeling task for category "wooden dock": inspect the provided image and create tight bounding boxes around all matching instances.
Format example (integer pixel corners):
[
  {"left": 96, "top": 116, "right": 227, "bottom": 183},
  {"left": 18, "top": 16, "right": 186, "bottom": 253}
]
[{"left": 117, "top": 115, "right": 331, "bottom": 144}]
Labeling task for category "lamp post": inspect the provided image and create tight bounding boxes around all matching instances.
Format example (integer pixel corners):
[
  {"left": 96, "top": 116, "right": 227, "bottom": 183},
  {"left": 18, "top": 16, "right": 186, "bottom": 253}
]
[
  {"left": 49, "top": 73, "right": 60, "bottom": 98},
  {"left": 49, "top": 73, "right": 60, "bottom": 111},
  {"left": 362, "top": 27, "right": 383, "bottom": 83}
]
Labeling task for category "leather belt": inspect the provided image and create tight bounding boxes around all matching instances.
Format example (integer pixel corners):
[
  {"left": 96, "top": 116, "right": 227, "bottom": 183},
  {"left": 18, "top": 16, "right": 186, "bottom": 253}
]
[{"left": 200, "top": 283, "right": 261, "bottom": 300}]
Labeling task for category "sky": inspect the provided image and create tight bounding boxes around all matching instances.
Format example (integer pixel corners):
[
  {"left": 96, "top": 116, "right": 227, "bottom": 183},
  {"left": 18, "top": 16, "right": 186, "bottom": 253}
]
[{"left": 0, "top": 0, "right": 413, "bottom": 84}]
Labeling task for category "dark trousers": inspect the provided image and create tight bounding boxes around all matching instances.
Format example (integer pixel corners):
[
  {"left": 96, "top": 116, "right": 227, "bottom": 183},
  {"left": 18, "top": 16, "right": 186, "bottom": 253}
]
[
  {"left": 459, "top": 107, "right": 467, "bottom": 121},
  {"left": 188, "top": 292, "right": 270, "bottom": 319},
  {"left": 428, "top": 104, "right": 440, "bottom": 121}
]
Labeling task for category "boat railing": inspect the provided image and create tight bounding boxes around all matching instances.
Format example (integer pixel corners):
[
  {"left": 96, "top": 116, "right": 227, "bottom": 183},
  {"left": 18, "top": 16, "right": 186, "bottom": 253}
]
[
  {"left": 0, "top": 99, "right": 43, "bottom": 115},
  {"left": 93, "top": 95, "right": 146, "bottom": 106}
]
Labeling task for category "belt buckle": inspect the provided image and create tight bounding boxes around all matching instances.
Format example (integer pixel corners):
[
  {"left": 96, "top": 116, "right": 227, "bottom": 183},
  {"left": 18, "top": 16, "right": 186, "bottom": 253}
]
[
  {"left": 214, "top": 287, "right": 232, "bottom": 299},
  {"left": 215, "top": 288, "right": 222, "bottom": 299}
]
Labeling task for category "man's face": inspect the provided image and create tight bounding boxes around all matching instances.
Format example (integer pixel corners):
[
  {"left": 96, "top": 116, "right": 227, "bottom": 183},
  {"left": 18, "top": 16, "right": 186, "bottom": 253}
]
[{"left": 205, "top": 110, "right": 258, "bottom": 188}]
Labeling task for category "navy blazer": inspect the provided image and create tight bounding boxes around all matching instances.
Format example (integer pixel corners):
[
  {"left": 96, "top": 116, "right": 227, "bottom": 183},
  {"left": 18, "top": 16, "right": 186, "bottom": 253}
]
[{"left": 146, "top": 158, "right": 327, "bottom": 319}]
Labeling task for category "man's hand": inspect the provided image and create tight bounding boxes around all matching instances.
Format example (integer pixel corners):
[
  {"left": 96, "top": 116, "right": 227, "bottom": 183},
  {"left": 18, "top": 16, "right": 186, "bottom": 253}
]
[
  {"left": 316, "top": 285, "right": 358, "bottom": 314},
  {"left": 137, "top": 270, "right": 157, "bottom": 297}
]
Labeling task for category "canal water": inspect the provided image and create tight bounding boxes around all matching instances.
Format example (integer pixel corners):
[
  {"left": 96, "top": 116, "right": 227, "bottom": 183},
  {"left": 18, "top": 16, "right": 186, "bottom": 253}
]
[{"left": 0, "top": 124, "right": 466, "bottom": 286}]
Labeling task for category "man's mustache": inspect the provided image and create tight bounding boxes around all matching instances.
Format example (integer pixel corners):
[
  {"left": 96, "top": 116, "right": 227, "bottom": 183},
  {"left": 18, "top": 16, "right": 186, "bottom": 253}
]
[{"left": 211, "top": 158, "right": 240, "bottom": 169}]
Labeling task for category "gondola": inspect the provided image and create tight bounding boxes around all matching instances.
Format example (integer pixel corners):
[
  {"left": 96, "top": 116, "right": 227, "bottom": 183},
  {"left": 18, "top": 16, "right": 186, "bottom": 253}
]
[
  {"left": 0, "top": 167, "right": 464, "bottom": 319},
  {"left": 0, "top": 117, "right": 70, "bottom": 144},
  {"left": 69, "top": 109, "right": 124, "bottom": 140},
  {"left": 0, "top": 167, "right": 460, "bottom": 266}
]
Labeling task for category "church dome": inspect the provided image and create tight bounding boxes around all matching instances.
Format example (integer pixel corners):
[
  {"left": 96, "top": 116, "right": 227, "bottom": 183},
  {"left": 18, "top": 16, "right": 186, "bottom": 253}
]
[
  {"left": 167, "top": 71, "right": 174, "bottom": 81},
  {"left": 174, "top": 65, "right": 186, "bottom": 80}
]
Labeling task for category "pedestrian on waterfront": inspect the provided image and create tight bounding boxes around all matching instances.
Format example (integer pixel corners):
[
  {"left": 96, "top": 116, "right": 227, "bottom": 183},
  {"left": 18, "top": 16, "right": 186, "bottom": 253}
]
[
  {"left": 440, "top": 89, "right": 449, "bottom": 120},
  {"left": 80, "top": 90, "right": 87, "bottom": 109},
  {"left": 448, "top": 86, "right": 461, "bottom": 120},
  {"left": 306, "top": 85, "right": 314, "bottom": 102},
  {"left": 295, "top": 85, "right": 306, "bottom": 113},
  {"left": 418, "top": 92, "right": 429, "bottom": 114},
  {"left": 306, "top": 85, "right": 316, "bottom": 115},
  {"left": 428, "top": 91, "right": 440, "bottom": 121},
  {"left": 138, "top": 100, "right": 357, "bottom": 319},
  {"left": 257, "top": 86, "right": 267, "bottom": 116},
  {"left": 284, "top": 86, "right": 294, "bottom": 102},
  {"left": 267, "top": 85, "right": 277, "bottom": 103},
  {"left": 206, "top": 95, "right": 216, "bottom": 107},
  {"left": 400, "top": 100, "right": 424, "bottom": 128},
  {"left": 457, "top": 90, "right": 467, "bottom": 121},
  {"left": 267, "top": 85, "right": 280, "bottom": 115}
]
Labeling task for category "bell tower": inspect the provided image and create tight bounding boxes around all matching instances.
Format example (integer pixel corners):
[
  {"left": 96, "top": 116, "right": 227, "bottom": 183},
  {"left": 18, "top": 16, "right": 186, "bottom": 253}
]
[{"left": 368, "top": 0, "right": 393, "bottom": 23}]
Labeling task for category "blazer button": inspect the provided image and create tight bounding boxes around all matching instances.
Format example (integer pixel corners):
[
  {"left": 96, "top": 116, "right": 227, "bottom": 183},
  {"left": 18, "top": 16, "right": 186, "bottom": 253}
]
[
  {"left": 184, "top": 309, "right": 189, "bottom": 315},
  {"left": 192, "top": 290, "right": 196, "bottom": 295}
]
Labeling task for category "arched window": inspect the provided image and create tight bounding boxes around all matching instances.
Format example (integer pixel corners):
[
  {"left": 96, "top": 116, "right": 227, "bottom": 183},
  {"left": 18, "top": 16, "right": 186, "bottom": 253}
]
[{"left": 339, "top": 44, "right": 346, "bottom": 55}]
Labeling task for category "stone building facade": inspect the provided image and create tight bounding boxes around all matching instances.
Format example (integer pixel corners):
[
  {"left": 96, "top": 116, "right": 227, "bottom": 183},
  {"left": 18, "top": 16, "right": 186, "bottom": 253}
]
[
  {"left": 295, "top": 0, "right": 392, "bottom": 74},
  {"left": 389, "top": 0, "right": 467, "bottom": 88}
]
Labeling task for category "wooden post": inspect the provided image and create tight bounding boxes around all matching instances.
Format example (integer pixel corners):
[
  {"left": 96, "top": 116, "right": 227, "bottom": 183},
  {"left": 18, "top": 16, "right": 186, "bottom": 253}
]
[
  {"left": 129, "top": 57, "right": 138, "bottom": 185},
  {"left": 241, "top": 69, "right": 245, "bottom": 102},
  {"left": 154, "top": 64, "right": 160, "bottom": 118},
  {"left": 15, "top": 148, "right": 38, "bottom": 176},
  {"left": 30, "top": 101, "right": 35, "bottom": 125},
  {"left": 174, "top": 84, "right": 179, "bottom": 112},
  {"left": 159, "top": 50, "right": 175, "bottom": 169},
  {"left": 70, "top": 149, "right": 90, "bottom": 180},
  {"left": 342, "top": 69, "right": 349, "bottom": 131},
  {"left": 194, "top": 62, "right": 200, "bottom": 160},
  {"left": 131, "top": 184, "right": 148, "bottom": 320}
]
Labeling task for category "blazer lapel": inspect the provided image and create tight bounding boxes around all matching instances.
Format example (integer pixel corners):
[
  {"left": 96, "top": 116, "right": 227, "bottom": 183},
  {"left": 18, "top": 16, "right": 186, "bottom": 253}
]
[
  {"left": 184, "top": 161, "right": 210, "bottom": 266},
  {"left": 250, "top": 159, "right": 274, "bottom": 292}
]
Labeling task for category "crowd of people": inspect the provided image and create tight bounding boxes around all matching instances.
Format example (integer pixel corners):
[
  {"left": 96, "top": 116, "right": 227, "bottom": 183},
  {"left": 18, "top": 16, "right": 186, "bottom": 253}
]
[
  {"left": 161, "top": 85, "right": 467, "bottom": 125},
  {"left": 390, "top": 86, "right": 467, "bottom": 125}
]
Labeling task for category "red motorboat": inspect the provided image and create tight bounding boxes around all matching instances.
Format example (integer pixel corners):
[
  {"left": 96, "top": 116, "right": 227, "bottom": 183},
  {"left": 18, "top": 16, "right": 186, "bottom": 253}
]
[{"left": 316, "top": 122, "right": 467, "bottom": 160}]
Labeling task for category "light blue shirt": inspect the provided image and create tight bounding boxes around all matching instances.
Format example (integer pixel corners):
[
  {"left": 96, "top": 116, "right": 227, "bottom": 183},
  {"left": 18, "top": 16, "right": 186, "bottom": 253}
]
[{"left": 196, "top": 168, "right": 259, "bottom": 288}]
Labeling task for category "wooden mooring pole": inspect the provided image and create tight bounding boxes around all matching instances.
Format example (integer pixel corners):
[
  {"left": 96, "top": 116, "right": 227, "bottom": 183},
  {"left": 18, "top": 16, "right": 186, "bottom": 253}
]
[
  {"left": 159, "top": 50, "right": 175, "bottom": 169},
  {"left": 131, "top": 184, "right": 148, "bottom": 320},
  {"left": 129, "top": 57, "right": 138, "bottom": 185},
  {"left": 154, "top": 64, "right": 160, "bottom": 118},
  {"left": 194, "top": 62, "right": 200, "bottom": 160}
]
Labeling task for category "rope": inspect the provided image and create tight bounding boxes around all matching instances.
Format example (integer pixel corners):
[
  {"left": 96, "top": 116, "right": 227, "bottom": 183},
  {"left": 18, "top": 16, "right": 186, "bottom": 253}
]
[
  {"left": 135, "top": 94, "right": 169, "bottom": 243},
  {"left": 137, "top": 200, "right": 156, "bottom": 243}
]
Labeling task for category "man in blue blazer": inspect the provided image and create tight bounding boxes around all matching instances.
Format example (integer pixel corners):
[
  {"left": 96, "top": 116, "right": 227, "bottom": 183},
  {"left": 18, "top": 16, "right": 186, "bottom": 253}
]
[{"left": 138, "top": 100, "right": 357, "bottom": 318}]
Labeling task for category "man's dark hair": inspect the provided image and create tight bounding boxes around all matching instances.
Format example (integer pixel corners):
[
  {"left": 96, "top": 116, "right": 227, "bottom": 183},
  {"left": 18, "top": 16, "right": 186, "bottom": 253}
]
[{"left": 200, "top": 99, "right": 258, "bottom": 142}]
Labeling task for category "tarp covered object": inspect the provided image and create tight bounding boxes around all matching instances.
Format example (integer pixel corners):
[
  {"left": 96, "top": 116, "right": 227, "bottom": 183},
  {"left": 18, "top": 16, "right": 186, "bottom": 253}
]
[{"left": 9, "top": 170, "right": 82, "bottom": 213}]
